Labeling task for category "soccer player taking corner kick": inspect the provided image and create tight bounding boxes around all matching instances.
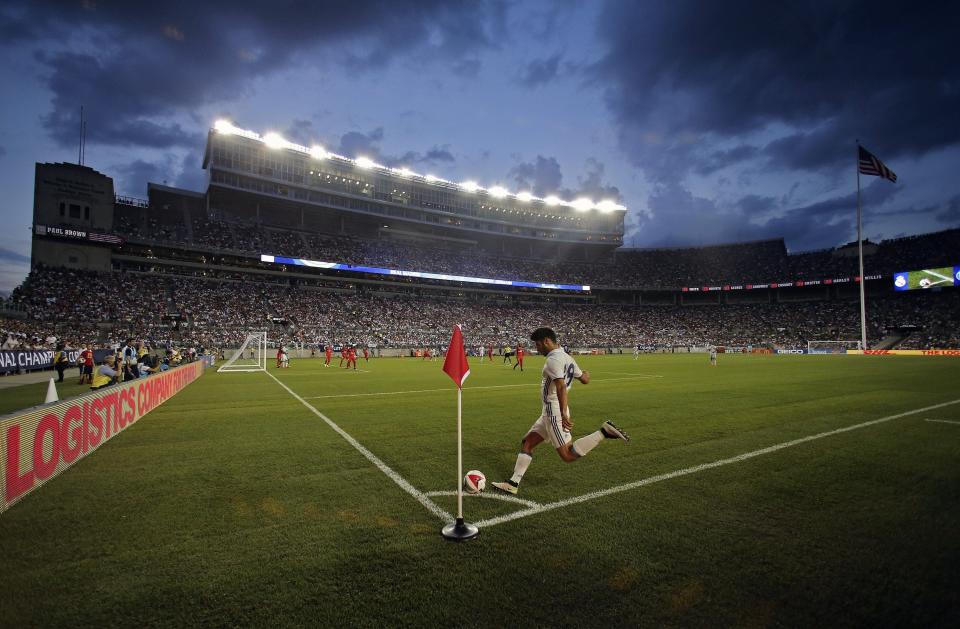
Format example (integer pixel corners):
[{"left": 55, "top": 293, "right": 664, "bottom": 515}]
[{"left": 491, "top": 327, "right": 630, "bottom": 495}]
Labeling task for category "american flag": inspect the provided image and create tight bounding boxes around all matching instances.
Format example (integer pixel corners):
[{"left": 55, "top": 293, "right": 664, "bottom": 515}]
[{"left": 858, "top": 145, "right": 897, "bottom": 182}]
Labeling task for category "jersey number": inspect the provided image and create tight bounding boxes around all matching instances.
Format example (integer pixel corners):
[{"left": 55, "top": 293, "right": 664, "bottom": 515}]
[{"left": 565, "top": 364, "right": 575, "bottom": 387}]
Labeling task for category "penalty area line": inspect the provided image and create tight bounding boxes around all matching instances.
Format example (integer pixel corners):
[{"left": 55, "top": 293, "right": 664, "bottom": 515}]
[
  {"left": 264, "top": 370, "right": 452, "bottom": 523},
  {"left": 924, "top": 418, "right": 960, "bottom": 425},
  {"left": 475, "top": 397, "right": 960, "bottom": 529}
]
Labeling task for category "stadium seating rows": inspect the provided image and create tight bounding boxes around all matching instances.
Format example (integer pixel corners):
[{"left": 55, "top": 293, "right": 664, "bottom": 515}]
[
  {"left": 112, "top": 209, "right": 960, "bottom": 289},
  {"left": 4, "top": 267, "right": 958, "bottom": 352}
]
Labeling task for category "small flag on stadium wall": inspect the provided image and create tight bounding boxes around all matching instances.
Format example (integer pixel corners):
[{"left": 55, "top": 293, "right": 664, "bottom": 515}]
[
  {"left": 442, "top": 325, "right": 470, "bottom": 388},
  {"left": 858, "top": 145, "right": 897, "bottom": 182}
]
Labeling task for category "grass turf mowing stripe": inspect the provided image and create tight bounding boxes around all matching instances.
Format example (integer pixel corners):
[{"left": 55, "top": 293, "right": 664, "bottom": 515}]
[
  {"left": 300, "top": 375, "right": 663, "bottom": 400},
  {"left": 476, "top": 396, "right": 960, "bottom": 528},
  {"left": 264, "top": 369, "right": 453, "bottom": 522}
]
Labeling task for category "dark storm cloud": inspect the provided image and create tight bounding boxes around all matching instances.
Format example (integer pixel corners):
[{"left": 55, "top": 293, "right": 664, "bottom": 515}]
[
  {"left": 331, "top": 127, "right": 455, "bottom": 169},
  {"left": 1, "top": 0, "right": 508, "bottom": 150},
  {"left": 630, "top": 179, "right": 901, "bottom": 251},
  {"left": 593, "top": 0, "right": 960, "bottom": 179},
  {"left": 936, "top": 196, "right": 960, "bottom": 224},
  {"left": 113, "top": 158, "right": 175, "bottom": 197},
  {"left": 507, "top": 156, "right": 622, "bottom": 201},
  {"left": 0, "top": 247, "right": 30, "bottom": 264},
  {"left": 518, "top": 54, "right": 562, "bottom": 87},
  {"left": 507, "top": 156, "right": 564, "bottom": 197}
]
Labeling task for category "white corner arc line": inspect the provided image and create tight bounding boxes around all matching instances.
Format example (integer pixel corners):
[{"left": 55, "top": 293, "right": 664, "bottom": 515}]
[
  {"left": 924, "top": 418, "right": 960, "bottom": 425},
  {"left": 301, "top": 375, "right": 660, "bottom": 400},
  {"left": 475, "top": 397, "right": 960, "bottom": 529},
  {"left": 425, "top": 490, "right": 542, "bottom": 509},
  {"left": 264, "top": 370, "right": 452, "bottom": 522}
]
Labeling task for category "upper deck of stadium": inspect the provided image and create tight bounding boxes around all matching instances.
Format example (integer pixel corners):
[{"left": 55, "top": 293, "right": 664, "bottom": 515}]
[{"left": 203, "top": 121, "right": 626, "bottom": 249}]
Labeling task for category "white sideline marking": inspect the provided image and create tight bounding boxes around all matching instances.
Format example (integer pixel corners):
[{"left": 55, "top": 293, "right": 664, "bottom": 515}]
[
  {"left": 301, "top": 375, "right": 661, "bottom": 400},
  {"left": 474, "top": 397, "right": 960, "bottom": 529},
  {"left": 425, "top": 490, "right": 542, "bottom": 509},
  {"left": 264, "top": 370, "right": 452, "bottom": 522},
  {"left": 924, "top": 418, "right": 960, "bottom": 425}
]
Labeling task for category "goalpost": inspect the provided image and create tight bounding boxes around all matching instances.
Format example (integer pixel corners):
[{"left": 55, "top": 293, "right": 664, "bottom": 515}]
[
  {"left": 218, "top": 331, "right": 268, "bottom": 372},
  {"left": 806, "top": 340, "right": 863, "bottom": 354}
]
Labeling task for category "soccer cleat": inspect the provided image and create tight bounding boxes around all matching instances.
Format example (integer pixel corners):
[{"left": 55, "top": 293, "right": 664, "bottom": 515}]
[
  {"left": 491, "top": 480, "right": 519, "bottom": 495},
  {"left": 601, "top": 420, "right": 630, "bottom": 441}
]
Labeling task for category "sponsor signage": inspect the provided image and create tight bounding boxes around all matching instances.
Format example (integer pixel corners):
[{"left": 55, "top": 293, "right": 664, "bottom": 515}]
[
  {"left": 33, "top": 224, "right": 124, "bottom": 246},
  {"left": 847, "top": 349, "right": 960, "bottom": 356},
  {"left": 683, "top": 272, "right": 892, "bottom": 293},
  {"left": 0, "top": 361, "right": 203, "bottom": 513},
  {"left": 775, "top": 349, "right": 807, "bottom": 354},
  {"left": 0, "top": 349, "right": 81, "bottom": 374}
]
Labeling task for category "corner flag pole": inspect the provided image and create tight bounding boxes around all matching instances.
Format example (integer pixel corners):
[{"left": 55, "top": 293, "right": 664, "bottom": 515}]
[
  {"left": 441, "top": 324, "right": 478, "bottom": 541},
  {"left": 856, "top": 140, "right": 868, "bottom": 351}
]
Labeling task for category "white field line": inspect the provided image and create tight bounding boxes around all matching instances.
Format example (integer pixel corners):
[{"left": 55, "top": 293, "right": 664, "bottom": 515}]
[
  {"left": 301, "top": 375, "right": 662, "bottom": 400},
  {"left": 425, "top": 490, "right": 542, "bottom": 510},
  {"left": 474, "top": 397, "right": 960, "bottom": 529},
  {"left": 924, "top": 418, "right": 960, "bottom": 425},
  {"left": 264, "top": 370, "right": 452, "bottom": 522}
]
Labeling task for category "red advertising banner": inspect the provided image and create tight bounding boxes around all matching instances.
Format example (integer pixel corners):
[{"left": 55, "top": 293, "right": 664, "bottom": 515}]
[{"left": 1, "top": 362, "right": 203, "bottom": 513}]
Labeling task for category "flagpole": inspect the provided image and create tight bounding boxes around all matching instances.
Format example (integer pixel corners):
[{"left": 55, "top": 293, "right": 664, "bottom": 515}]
[
  {"left": 856, "top": 140, "right": 868, "bottom": 351},
  {"left": 441, "top": 325, "right": 478, "bottom": 541},
  {"left": 456, "top": 386, "right": 463, "bottom": 521}
]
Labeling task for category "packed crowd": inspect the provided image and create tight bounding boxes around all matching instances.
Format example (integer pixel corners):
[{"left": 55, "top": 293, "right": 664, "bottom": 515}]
[
  {"left": 5, "top": 266, "right": 958, "bottom": 352},
  {"left": 113, "top": 207, "right": 960, "bottom": 289}
]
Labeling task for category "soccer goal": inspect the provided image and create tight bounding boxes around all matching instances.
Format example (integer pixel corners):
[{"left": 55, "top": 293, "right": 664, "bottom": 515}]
[
  {"left": 218, "top": 331, "right": 268, "bottom": 372},
  {"left": 806, "top": 339, "right": 863, "bottom": 354}
]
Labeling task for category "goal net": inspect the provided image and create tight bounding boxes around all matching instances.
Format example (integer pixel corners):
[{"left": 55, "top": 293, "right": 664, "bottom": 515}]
[
  {"left": 218, "top": 332, "right": 268, "bottom": 372},
  {"left": 806, "top": 340, "right": 863, "bottom": 354}
]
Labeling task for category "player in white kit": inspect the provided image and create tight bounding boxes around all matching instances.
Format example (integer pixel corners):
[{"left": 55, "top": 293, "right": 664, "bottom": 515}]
[
  {"left": 709, "top": 346, "right": 717, "bottom": 366},
  {"left": 491, "top": 327, "right": 629, "bottom": 495}
]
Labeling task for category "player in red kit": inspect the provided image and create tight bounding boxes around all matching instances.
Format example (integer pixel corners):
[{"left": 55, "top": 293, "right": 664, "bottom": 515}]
[
  {"left": 513, "top": 343, "right": 525, "bottom": 371},
  {"left": 423, "top": 347, "right": 431, "bottom": 360},
  {"left": 324, "top": 344, "right": 333, "bottom": 367},
  {"left": 487, "top": 344, "right": 494, "bottom": 362},
  {"left": 346, "top": 346, "right": 358, "bottom": 370},
  {"left": 363, "top": 347, "right": 369, "bottom": 363}
]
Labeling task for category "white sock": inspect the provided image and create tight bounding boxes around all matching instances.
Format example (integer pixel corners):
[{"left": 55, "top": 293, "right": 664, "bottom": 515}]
[
  {"left": 510, "top": 452, "right": 533, "bottom": 484},
  {"left": 572, "top": 431, "right": 604, "bottom": 458}
]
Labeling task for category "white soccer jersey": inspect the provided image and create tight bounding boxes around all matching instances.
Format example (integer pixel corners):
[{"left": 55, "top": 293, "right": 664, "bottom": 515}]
[{"left": 541, "top": 348, "right": 582, "bottom": 405}]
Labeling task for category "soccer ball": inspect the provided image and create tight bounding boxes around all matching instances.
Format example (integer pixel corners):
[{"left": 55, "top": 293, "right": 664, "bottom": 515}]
[
  {"left": 919, "top": 278, "right": 932, "bottom": 288},
  {"left": 463, "top": 470, "right": 486, "bottom": 494}
]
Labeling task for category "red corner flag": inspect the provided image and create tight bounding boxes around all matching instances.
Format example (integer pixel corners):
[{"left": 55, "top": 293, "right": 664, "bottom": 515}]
[{"left": 442, "top": 325, "right": 470, "bottom": 388}]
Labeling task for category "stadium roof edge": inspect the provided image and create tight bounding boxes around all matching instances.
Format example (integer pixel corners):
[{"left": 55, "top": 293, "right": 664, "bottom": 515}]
[
  {"left": 208, "top": 120, "right": 628, "bottom": 214},
  {"left": 616, "top": 236, "right": 786, "bottom": 253}
]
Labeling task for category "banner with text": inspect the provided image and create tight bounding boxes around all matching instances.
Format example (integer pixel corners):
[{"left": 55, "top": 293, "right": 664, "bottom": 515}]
[{"left": 0, "top": 361, "right": 203, "bottom": 513}]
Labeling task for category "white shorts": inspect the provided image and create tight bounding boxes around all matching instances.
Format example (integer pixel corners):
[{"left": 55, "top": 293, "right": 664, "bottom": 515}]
[{"left": 527, "top": 401, "right": 571, "bottom": 449}]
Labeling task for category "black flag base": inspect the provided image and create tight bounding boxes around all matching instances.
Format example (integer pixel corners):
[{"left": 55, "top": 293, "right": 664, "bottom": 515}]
[{"left": 441, "top": 517, "right": 480, "bottom": 541}]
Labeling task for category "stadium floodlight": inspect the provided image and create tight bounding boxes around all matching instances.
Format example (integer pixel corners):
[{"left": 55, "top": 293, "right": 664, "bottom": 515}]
[
  {"left": 572, "top": 197, "right": 595, "bottom": 212},
  {"left": 263, "top": 132, "right": 286, "bottom": 149},
  {"left": 209, "top": 120, "right": 630, "bottom": 212}
]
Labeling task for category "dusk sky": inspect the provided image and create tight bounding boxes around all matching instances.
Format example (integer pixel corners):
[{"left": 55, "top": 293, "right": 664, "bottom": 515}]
[{"left": 1, "top": 0, "right": 958, "bottom": 292}]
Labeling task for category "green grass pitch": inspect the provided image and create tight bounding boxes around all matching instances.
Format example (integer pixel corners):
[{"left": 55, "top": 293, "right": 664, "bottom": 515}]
[{"left": 1, "top": 353, "right": 959, "bottom": 627}]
